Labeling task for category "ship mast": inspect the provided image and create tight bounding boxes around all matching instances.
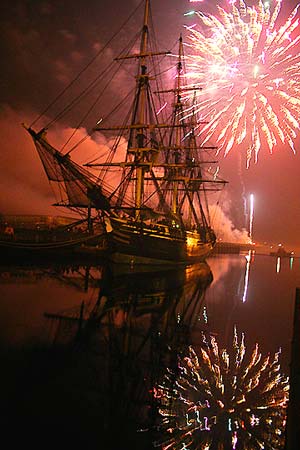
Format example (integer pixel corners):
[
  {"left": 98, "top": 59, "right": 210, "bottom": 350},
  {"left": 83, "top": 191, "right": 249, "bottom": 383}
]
[
  {"left": 171, "top": 34, "right": 184, "bottom": 216},
  {"left": 163, "top": 36, "right": 206, "bottom": 228},
  {"left": 92, "top": 0, "right": 171, "bottom": 220},
  {"left": 167, "top": 37, "right": 225, "bottom": 232},
  {"left": 134, "top": 0, "right": 150, "bottom": 220}
]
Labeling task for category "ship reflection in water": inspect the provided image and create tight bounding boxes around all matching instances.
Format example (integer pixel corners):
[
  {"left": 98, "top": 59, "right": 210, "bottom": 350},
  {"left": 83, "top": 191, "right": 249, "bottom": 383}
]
[
  {"left": 0, "top": 254, "right": 296, "bottom": 449},
  {"left": 44, "top": 262, "right": 215, "bottom": 446}
]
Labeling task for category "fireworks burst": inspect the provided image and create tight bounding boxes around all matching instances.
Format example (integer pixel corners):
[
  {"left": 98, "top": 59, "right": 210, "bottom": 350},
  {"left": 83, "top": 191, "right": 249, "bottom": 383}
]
[
  {"left": 153, "top": 328, "right": 289, "bottom": 449},
  {"left": 185, "top": 0, "right": 300, "bottom": 166}
]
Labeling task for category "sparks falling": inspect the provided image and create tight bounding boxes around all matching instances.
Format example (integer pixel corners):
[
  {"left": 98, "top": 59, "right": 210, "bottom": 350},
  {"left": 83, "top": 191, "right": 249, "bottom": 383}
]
[
  {"left": 185, "top": 0, "right": 300, "bottom": 166},
  {"left": 153, "top": 328, "right": 289, "bottom": 449}
]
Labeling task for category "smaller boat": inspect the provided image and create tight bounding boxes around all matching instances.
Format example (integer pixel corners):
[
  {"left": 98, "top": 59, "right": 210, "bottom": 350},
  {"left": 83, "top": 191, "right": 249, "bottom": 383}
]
[
  {"left": 0, "top": 216, "right": 106, "bottom": 259},
  {"left": 269, "top": 245, "right": 294, "bottom": 257}
]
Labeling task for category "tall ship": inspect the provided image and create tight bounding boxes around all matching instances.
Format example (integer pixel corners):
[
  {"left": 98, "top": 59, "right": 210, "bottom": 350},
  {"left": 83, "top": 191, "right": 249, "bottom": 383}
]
[{"left": 23, "top": 0, "right": 227, "bottom": 266}]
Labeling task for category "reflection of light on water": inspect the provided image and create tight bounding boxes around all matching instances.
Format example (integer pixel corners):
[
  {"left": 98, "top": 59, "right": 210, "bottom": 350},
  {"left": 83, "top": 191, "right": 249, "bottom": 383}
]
[
  {"left": 232, "top": 431, "right": 238, "bottom": 449},
  {"left": 242, "top": 251, "right": 252, "bottom": 303},
  {"left": 153, "top": 328, "right": 289, "bottom": 449},
  {"left": 208, "top": 255, "right": 255, "bottom": 308},
  {"left": 249, "top": 194, "right": 254, "bottom": 244},
  {"left": 276, "top": 257, "right": 281, "bottom": 273},
  {"left": 275, "top": 256, "right": 294, "bottom": 273},
  {"left": 207, "top": 257, "right": 244, "bottom": 298},
  {"left": 203, "top": 305, "right": 208, "bottom": 323}
]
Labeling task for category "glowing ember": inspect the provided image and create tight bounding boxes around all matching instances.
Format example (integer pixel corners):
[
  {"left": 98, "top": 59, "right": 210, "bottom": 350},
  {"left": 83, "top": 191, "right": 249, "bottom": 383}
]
[
  {"left": 153, "top": 327, "right": 289, "bottom": 449},
  {"left": 185, "top": 0, "right": 300, "bottom": 166}
]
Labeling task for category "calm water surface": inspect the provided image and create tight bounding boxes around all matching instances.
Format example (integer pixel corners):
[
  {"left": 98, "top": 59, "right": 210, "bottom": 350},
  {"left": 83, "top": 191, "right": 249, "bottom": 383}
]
[{"left": 0, "top": 252, "right": 298, "bottom": 448}]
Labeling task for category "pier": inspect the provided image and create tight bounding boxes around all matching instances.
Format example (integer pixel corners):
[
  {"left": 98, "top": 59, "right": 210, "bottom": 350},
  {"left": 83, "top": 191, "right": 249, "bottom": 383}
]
[{"left": 213, "top": 241, "right": 255, "bottom": 254}]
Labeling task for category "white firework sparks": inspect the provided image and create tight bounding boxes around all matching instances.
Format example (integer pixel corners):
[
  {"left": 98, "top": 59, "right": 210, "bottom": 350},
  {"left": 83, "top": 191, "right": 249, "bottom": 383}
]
[
  {"left": 153, "top": 328, "right": 289, "bottom": 449},
  {"left": 184, "top": 0, "right": 300, "bottom": 166}
]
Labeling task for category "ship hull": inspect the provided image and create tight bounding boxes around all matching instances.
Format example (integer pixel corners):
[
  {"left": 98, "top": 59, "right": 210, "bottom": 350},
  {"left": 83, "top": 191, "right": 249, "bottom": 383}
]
[{"left": 108, "top": 217, "right": 214, "bottom": 266}]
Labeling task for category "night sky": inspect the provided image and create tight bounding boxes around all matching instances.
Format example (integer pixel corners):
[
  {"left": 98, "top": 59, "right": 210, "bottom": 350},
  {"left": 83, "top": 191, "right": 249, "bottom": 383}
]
[{"left": 1, "top": 0, "right": 300, "bottom": 252}]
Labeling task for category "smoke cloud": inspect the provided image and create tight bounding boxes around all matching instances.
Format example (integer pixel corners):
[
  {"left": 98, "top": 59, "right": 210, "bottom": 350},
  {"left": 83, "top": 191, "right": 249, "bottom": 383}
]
[
  {"left": 0, "top": 105, "right": 108, "bottom": 217},
  {"left": 210, "top": 193, "right": 250, "bottom": 244}
]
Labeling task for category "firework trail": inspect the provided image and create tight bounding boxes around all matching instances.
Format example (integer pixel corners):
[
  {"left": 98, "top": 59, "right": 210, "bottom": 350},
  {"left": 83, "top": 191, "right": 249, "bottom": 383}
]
[
  {"left": 153, "top": 328, "right": 289, "bottom": 449},
  {"left": 185, "top": 0, "right": 300, "bottom": 167}
]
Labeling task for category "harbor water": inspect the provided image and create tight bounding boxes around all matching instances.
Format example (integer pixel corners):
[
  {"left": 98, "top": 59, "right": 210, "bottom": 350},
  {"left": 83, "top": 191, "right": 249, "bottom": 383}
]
[{"left": 0, "top": 252, "right": 298, "bottom": 448}]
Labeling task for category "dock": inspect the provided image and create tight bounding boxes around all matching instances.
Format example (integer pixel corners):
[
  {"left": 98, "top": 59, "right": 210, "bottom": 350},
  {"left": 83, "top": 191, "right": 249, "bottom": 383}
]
[{"left": 213, "top": 241, "right": 255, "bottom": 254}]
